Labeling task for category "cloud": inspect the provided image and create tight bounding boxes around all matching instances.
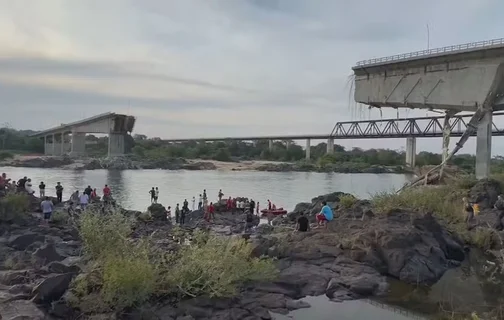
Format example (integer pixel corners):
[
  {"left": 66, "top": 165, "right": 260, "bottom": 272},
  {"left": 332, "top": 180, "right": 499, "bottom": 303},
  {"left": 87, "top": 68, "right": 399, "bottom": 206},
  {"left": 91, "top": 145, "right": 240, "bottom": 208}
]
[{"left": 0, "top": 0, "right": 503, "bottom": 154}]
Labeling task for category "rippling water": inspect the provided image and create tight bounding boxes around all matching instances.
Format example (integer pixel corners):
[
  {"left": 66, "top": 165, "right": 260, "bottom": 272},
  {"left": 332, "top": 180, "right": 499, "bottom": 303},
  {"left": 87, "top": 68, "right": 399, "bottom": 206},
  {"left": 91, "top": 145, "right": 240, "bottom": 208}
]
[{"left": 0, "top": 167, "right": 411, "bottom": 211}]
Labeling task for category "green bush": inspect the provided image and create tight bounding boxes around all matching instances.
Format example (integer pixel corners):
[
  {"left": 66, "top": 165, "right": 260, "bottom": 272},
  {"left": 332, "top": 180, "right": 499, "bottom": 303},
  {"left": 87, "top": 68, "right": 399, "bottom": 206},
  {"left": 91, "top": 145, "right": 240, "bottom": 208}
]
[
  {"left": 75, "top": 211, "right": 277, "bottom": 311},
  {"left": 0, "top": 193, "right": 30, "bottom": 222},
  {"left": 0, "top": 151, "right": 14, "bottom": 161},
  {"left": 162, "top": 234, "right": 278, "bottom": 297},
  {"left": 339, "top": 194, "right": 357, "bottom": 209}
]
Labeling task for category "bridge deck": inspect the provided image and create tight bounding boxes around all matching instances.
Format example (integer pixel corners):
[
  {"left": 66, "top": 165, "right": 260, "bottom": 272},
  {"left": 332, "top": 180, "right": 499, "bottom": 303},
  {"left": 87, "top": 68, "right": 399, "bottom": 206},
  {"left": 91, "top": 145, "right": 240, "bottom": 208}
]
[
  {"left": 162, "top": 112, "right": 504, "bottom": 142},
  {"left": 31, "top": 112, "right": 117, "bottom": 137},
  {"left": 353, "top": 37, "right": 504, "bottom": 69}
]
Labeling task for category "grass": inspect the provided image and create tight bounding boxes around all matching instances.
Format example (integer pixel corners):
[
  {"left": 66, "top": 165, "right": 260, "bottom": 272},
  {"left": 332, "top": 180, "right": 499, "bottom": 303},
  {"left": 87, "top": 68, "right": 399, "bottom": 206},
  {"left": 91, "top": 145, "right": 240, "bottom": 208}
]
[
  {"left": 339, "top": 194, "right": 357, "bottom": 209},
  {"left": 73, "top": 209, "right": 277, "bottom": 312},
  {"left": 0, "top": 193, "right": 31, "bottom": 222},
  {"left": 371, "top": 176, "right": 502, "bottom": 250}
]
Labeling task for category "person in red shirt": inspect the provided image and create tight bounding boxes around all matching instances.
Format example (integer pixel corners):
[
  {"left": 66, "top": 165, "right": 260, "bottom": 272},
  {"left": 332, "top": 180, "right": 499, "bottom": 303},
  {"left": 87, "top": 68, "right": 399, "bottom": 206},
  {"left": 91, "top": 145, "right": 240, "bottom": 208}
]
[
  {"left": 103, "top": 185, "right": 111, "bottom": 201},
  {"left": 91, "top": 188, "right": 97, "bottom": 200},
  {"left": 208, "top": 202, "right": 215, "bottom": 221},
  {"left": 226, "top": 197, "right": 232, "bottom": 211}
]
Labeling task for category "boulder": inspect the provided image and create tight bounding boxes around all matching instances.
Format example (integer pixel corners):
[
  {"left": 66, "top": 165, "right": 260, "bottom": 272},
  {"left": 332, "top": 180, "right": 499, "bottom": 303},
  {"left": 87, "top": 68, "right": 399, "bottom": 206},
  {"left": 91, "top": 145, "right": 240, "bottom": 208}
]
[
  {"left": 32, "top": 273, "right": 74, "bottom": 303},
  {"left": 8, "top": 233, "right": 45, "bottom": 250},
  {"left": 148, "top": 203, "right": 168, "bottom": 221},
  {"left": 469, "top": 178, "right": 502, "bottom": 209},
  {"left": 32, "top": 243, "right": 65, "bottom": 265},
  {"left": 0, "top": 300, "right": 45, "bottom": 320}
]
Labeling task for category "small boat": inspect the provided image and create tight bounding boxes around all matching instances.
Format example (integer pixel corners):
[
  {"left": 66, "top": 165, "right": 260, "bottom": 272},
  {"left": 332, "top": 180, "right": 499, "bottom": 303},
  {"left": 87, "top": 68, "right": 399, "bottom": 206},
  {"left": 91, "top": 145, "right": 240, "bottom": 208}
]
[{"left": 261, "top": 208, "right": 287, "bottom": 216}]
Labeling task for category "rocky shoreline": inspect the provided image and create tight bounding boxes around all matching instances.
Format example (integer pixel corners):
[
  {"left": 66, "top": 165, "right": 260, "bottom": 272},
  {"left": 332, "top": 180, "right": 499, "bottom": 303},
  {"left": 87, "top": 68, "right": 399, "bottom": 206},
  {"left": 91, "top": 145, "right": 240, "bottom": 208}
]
[
  {"left": 0, "top": 156, "right": 408, "bottom": 174},
  {"left": 1, "top": 184, "right": 491, "bottom": 320}
]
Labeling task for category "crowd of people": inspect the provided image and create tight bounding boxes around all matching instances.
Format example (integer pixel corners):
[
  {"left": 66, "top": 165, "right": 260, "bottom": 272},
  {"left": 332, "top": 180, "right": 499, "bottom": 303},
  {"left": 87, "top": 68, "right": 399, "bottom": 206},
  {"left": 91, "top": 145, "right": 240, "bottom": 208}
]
[{"left": 1, "top": 171, "right": 338, "bottom": 232}]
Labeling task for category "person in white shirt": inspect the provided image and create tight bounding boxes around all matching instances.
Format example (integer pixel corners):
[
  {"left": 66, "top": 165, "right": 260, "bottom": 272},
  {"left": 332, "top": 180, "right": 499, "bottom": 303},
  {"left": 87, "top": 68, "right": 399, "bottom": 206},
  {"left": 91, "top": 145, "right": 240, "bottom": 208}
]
[
  {"left": 191, "top": 197, "right": 196, "bottom": 211},
  {"left": 166, "top": 206, "right": 172, "bottom": 220},
  {"left": 25, "top": 179, "right": 35, "bottom": 195},
  {"left": 40, "top": 197, "right": 54, "bottom": 225},
  {"left": 79, "top": 192, "right": 89, "bottom": 211},
  {"left": 154, "top": 187, "right": 159, "bottom": 204}
]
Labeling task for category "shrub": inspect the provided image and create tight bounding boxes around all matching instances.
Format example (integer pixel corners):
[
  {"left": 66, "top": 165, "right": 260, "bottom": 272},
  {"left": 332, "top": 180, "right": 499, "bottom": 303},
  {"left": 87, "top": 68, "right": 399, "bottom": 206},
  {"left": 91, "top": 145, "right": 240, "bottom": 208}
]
[
  {"left": 339, "top": 194, "right": 357, "bottom": 209},
  {"left": 0, "top": 193, "right": 30, "bottom": 222},
  {"left": 162, "top": 234, "right": 277, "bottom": 298},
  {"left": 0, "top": 151, "right": 14, "bottom": 161},
  {"left": 75, "top": 211, "right": 278, "bottom": 311},
  {"left": 372, "top": 185, "right": 465, "bottom": 223}
]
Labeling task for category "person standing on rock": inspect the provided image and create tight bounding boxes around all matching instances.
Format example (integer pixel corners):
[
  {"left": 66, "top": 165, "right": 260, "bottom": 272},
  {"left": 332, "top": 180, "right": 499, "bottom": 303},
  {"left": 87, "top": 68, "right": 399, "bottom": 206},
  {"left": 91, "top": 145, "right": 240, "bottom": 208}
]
[
  {"left": 103, "top": 185, "right": 111, "bottom": 202},
  {"left": 463, "top": 197, "right": 474, "bottom": 224},
  {"left": 226, "top": 197, "right": 232, "bottom": 212},
  {"left": 203, "top": 189, "right": 207, "bottom": 201},
  {"left": 198, "top": 194, "right": 203, "bottom": 210},
  {"left": 84, "top": 185, "right": 93, "bottom": 197},
  {"left": 183, "top": 198, "right": 189, "bottom": 210},
  {"left": 38, "top": 181, "right": 46, "bottom": 198},
  {"left": 166, "top": 206, "right": 172, "bottom": 221},
  {"left": 25, "top": 179, "right": 35, "bottom": 195},
  {"left": 208, "top": 202, "right": 215, "bottom": 221},
  {"left": 494, "top": 195, "right": 504, "bottom": 230},
  {"left": 191, "top": 196, "right": 196, "bottom": 211},
  {"left": 249, "top": 199, "right": 255, "bottom": 215},
  {"left": 316, "top": 201, "right": 333, "bottom": 228},
  {"left": 175, "top": 204, "right": 180, "bottom": 224},
  {"left": 218, "top": 189, "right": 224, "bottom": 202},
  {"left": 256, "top": 202, "right": 260, "bottom": 215},
  {"left": 149, "top": 187, "right": 156, "bottom": 203},
  {"left": 55, "top": 182, "right": 63, "bottom": 203},
  {"left": 180, "top": 205, "right": 187, "bottom": 225},
  {"left": 40, "top": 196, "right": 54, "bottom": 225},
  {"left": 79, "top": 191, "right": 89, "bottom": 211},
  {"left": 154, "top": 187, "right": 159, "bottom": 204}
]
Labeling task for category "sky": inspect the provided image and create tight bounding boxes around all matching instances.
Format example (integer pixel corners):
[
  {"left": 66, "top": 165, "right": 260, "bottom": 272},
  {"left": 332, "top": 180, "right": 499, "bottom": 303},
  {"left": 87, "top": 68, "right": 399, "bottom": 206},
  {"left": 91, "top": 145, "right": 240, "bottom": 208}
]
[{"left": 1, "top": 0, "right": 504, "bottom": 154}]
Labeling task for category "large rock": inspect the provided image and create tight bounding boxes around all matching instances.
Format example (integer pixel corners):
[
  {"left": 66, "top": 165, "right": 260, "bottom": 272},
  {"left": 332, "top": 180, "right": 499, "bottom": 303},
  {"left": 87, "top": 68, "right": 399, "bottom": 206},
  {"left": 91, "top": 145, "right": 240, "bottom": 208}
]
[
  {"left": 8, "top": 233, "right": 45, "bottom": 250},
  {"left": 469, "top": 178, "right": 502, "bottom": 209},
  {"left": 32, "top": 243, "right": 65, "bottom": 265},
  {"left": 148, "top": 203, "right": 168, "bottom": 221},
  {"left": 0, "top": 300, "right": 45, "bottom": 319},
  {"left": 32, "top": 273, "right": 74, "bottom": 303}
]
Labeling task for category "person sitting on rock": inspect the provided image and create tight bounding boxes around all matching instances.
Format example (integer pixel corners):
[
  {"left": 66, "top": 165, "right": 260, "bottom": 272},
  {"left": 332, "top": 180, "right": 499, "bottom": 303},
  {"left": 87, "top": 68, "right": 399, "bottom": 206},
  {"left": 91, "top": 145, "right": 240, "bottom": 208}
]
[
  {"left": 296, "top": 212, "right": 310, "bottom": 232},
  {"left": 495, "top": 195, "right": 504, "bottom": 230},
  {"left": 316, "top": 201, "right": 333, "bottom": 228},
  {"left": 175, "top": 204, "right": 180, "bottom": 224}
]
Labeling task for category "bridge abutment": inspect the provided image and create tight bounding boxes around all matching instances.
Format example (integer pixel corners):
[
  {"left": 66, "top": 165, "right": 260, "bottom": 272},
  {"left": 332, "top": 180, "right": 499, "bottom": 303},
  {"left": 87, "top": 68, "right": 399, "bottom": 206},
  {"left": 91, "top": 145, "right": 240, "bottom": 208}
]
[
  {"left": 405, "top": 137, "right": 416, "bottom": 168},
  {"left": 305, "top": 139, "right": 311, "bottom": 160},
  {"left": 476, "top": 111, "right": 492, "bottom": 179},
  {"left": 326, "top": 138, "right": 334, "bottom": 154}
]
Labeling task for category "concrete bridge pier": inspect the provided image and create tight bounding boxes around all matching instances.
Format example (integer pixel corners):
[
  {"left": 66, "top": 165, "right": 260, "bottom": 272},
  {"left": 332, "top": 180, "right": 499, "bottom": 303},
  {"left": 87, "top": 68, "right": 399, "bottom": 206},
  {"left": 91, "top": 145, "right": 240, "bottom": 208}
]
[
  {"left": 108, "top": 133, "right": 125, "bottom": 157},
  {"left": 70, "top": 132, "right": 86, "bottom": 156},
  {"left": 285, "top": 141, "right": 290, "bottom": 150},
  {"left": 405, "top": 137, "right": 416, "bottom": 168},
  {"left": 268, "top": 139, "right": 273, "bottom": 151},
  {"left": 305, "top": 139, "right": 311, "bottom": 160},
  {"left": 326, "top": 138, "right": 334, "bottom": 154},
  {"left": 476, "top": 111, "right": 492, "bottom": 179}
]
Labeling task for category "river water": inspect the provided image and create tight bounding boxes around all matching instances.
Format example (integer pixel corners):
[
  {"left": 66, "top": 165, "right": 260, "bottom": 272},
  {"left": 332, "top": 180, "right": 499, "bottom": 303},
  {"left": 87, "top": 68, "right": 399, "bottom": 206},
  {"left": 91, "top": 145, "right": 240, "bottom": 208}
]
[
  {"left": 1, "top": 167, "right": 497, "bottom": 319},
  {"left": 0, "top": 167, "right": 411, "bottom": 211}
]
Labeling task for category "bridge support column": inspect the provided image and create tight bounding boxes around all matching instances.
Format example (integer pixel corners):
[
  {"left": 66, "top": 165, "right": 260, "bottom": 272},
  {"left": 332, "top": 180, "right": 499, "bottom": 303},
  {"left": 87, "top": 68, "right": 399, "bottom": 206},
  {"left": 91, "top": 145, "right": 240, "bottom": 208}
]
[
  {"left": 108, "top": 133, "right": 125, "bottom": 157},
  {"left": 305, "top": 139, "right": 311, "bottom": 160},
  {"left": 326, "top": 138, "right": 334, "bottom": 154},
  {"left": 476, "top": 111, "right": 492, "bottom": 179},
  {"left": 285, "top": 141, "right": 290, "bottom": 150},
  {"left": 405, "top": 137, "right": 416, "bottom": 168},
  {"left": 268, "top": 139, "right": 273, "bottom": 151},
  {"left": 70, "top": 132, "right": 86, "bottom": 156}
]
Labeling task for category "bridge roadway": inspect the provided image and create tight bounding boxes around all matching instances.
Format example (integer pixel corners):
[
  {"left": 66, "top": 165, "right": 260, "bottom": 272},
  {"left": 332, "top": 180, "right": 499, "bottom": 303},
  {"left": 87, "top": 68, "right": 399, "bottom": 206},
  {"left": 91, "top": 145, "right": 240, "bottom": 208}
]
[{"left": 162, "top": 112, "right": 504, "bottom": 167}]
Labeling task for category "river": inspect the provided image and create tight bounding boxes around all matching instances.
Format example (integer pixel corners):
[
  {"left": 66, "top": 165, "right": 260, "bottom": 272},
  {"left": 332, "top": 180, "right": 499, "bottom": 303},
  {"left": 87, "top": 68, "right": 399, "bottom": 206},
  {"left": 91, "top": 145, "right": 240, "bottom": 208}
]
[
  {"left": 1, "top": 167, "right": 495, "bottom": 319},
  {"left": 0, "top": 167, "right": 411, "bottom": 211}
]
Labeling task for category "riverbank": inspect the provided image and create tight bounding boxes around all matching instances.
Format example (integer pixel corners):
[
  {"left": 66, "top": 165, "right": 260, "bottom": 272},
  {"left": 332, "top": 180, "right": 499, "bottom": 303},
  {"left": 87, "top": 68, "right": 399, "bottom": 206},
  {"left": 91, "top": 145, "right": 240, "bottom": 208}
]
[
  {"left": 0, "top": 155, "right": 409, "bottom": 174},
  {"left": 1, "top": 176, "right": 503, "bottom": 319}
]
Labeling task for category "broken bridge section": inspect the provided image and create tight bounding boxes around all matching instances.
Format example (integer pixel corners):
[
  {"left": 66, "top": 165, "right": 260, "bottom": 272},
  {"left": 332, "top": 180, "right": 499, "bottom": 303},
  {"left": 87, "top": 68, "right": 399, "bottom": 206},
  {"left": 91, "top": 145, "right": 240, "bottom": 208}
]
[
  {"left": 31, "top": 112, "right": 136, "bottom": 158},
  {"left": 353, "top": 38, "right": 504, "bottom": 179}
]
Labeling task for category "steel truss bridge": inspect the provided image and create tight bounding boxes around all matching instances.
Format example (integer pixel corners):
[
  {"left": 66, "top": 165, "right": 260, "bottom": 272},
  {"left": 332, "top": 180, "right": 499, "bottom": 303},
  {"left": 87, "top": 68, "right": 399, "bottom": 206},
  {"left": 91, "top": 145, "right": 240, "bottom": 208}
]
[{"left": 162, "top": 112, "right": 504, "bottom": 142}]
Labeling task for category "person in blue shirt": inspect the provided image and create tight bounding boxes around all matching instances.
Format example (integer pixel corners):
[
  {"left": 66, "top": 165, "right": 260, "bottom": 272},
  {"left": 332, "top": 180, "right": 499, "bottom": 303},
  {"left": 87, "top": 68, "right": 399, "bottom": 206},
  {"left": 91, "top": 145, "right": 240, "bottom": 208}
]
[{"left": 316, "top": 201, "right": 333, "bottom": 228}]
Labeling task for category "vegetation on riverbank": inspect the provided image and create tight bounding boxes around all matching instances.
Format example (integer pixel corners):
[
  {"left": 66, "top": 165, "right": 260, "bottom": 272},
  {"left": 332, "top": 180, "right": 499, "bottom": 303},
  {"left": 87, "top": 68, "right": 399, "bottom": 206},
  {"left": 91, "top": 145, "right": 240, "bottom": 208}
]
[
  {"left": 5, "top": 126, "right": 504, "bottom": 173},
  {"left": 73, "top": 209, "right": 277, "bottom": 312},
  {"left": 371, "top": 175, "right": 502, "bottom": 250}
]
